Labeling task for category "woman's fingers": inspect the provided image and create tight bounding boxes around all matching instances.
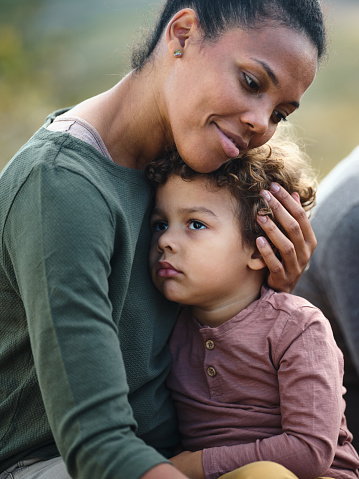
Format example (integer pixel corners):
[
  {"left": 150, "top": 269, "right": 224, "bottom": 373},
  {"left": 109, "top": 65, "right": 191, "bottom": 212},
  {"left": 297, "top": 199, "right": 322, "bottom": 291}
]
[
  {"left": 271, "top": 183, "right": 317, "bottom": 249},
  {"left": 256, "top": 221, "right": 300, "bottom": 293},
  {"left": 256, "top": 183, "right": 317, "bottom": 293},
  {"left": 269, "top": 183, "right": 317, "bottom": 261}
]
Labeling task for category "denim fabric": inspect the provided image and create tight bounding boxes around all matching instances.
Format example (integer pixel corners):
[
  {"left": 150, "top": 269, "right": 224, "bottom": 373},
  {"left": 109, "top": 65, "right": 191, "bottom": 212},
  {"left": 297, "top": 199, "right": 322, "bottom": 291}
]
[{"left": 0, "top": 457, "right": 71, "bottom": 479}]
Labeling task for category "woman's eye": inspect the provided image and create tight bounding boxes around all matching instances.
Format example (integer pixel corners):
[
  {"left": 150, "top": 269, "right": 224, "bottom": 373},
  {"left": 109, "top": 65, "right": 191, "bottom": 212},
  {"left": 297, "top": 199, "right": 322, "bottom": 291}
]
[
  {"left": 152, "top": 221, "right": 167, "bottom": 232},
  {"left": 188, "top": 220, "right": 206, "bottom": 230},
  {"left": 244, "top": 73, "right": 260, "bottom": 94},
  {"left": 272, "top": 110, "right": 288, "bottom": 124}
]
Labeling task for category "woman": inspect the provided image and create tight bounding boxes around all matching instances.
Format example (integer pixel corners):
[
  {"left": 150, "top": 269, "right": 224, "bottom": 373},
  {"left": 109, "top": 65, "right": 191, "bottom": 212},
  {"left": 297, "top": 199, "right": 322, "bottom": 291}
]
[{"left": 0, "top": 1, "right": 326, "bottom": 479}]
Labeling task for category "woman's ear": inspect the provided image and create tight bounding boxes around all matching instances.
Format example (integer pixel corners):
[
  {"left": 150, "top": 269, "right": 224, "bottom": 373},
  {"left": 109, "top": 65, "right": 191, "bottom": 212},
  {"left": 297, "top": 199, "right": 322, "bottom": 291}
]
[
  {"left": 166, "top": 8, "right": 200, "bottom": 55},
  {"left": 248, "top": 248, "right": 267, "bottom": 271}
]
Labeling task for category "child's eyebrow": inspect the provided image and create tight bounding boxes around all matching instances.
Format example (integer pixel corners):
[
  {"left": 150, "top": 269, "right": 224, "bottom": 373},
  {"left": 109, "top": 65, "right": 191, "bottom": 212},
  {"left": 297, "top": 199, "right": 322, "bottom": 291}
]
[
  {"left": 151, "top": 207, "right": 164, "bottom": 216},
  {"left": 151, "top": 206, "right": 218, "bottom": 217},
  {"left": 178, "top": 207, "right": 218, "bottom": 217}
]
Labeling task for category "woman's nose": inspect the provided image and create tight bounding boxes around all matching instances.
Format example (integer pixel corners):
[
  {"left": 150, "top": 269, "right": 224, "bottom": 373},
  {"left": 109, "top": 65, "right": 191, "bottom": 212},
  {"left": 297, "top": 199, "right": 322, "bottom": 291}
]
[{"left": 241, "top": 107, "right": 270, "bottom": 136}]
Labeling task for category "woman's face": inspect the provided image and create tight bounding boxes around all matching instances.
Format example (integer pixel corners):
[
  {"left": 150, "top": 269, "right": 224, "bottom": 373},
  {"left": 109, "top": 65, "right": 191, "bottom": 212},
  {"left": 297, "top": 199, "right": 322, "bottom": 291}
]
[{"left": 163, "top": 24, "right": 318, "bottom": 173}]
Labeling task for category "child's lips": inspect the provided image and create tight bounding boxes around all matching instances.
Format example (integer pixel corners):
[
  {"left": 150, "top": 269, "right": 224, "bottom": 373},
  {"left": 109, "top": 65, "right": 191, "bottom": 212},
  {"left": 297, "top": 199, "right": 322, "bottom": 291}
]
[{"left": 157, "top": 261, "right": 181, "bottom": 278}]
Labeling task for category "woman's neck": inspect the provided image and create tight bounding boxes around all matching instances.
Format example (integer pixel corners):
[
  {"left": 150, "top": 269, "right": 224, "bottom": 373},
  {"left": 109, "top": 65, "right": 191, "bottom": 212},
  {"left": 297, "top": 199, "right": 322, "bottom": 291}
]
[{"left": 65, "top": 68, "right": 172, "bottom": 169}]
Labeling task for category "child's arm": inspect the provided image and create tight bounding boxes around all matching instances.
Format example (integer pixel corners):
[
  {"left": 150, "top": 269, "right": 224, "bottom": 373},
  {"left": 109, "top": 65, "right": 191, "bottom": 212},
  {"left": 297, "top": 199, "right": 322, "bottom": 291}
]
[
  {"left": 178, "top": 309, "right": 347, "bottom": 479},
  {"left": 199, "top": 310, "right": 344, "bottom": 479}
]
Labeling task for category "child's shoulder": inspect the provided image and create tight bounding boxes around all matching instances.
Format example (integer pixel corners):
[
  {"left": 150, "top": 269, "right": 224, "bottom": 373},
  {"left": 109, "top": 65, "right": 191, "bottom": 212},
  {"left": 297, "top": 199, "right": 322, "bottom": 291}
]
[
  {"left": 265, "top": 287, "right": 317, "bottom": 309},
  {"left": 262, "top": 286, "right": 326, "bottom": 326},
  {"left": 262, "top": 288, "right": 341, "bottom": 369}
]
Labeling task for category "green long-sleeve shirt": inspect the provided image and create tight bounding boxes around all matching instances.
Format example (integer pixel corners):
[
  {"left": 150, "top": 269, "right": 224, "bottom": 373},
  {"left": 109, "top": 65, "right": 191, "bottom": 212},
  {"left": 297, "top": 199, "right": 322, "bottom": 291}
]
[{"left": 0, "top": 111, "right": 179, "bottom": 478}]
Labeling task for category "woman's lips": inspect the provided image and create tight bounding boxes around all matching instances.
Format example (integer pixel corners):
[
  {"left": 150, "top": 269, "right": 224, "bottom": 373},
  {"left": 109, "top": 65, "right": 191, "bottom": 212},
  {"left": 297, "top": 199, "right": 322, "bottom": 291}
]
[
  {"left": 157, "top": 261, "right": 181, "bottom": 278},
  {"left": 215, "top": 124, "right": 248, "bottom": 159}
]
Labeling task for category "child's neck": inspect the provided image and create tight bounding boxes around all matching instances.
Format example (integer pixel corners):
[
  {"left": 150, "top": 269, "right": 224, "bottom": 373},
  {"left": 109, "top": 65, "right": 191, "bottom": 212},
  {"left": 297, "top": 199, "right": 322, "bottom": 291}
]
[{"left": 190, "top": 283, "right": 263, "bottom": 328}]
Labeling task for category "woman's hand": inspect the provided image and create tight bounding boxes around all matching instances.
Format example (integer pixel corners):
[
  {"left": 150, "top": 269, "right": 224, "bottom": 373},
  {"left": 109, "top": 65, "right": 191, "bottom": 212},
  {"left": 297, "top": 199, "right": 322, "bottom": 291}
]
[
  {"left": 256, "top": 183, "right": 317, "bottom": 293},
  {"left": 170, "top": 450, "right": 205, "bottom": 479}
]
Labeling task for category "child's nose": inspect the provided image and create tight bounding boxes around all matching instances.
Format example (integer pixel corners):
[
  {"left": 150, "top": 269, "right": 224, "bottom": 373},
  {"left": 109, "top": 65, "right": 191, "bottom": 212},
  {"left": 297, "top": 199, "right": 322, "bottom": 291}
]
[{"left": 157, "top": 228, "right": 177, "bottom": 253}]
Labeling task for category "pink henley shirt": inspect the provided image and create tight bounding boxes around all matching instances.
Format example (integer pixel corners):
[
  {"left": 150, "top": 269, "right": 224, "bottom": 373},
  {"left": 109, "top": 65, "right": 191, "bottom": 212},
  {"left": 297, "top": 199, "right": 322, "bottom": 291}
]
[{"left": 167, "top": 287, "right": 359, "bottom": 479}]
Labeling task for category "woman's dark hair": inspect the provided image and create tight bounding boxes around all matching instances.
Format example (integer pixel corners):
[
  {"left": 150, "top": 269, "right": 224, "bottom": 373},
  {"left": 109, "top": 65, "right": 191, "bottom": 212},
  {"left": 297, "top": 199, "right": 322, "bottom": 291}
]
[{"left": 131, "top": 0, "right": 326, "bottom": 70}]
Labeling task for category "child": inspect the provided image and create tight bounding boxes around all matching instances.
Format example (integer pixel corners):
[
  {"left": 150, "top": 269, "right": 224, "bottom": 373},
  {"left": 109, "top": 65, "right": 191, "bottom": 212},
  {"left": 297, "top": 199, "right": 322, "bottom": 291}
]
[{"left": 146, "top": 141, "right": 359, "bottom": 479}]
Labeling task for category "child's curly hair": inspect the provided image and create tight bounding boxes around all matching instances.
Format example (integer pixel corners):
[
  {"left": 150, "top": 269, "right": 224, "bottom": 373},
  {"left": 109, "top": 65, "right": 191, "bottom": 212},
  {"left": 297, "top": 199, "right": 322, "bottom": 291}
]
[{"left": 146, "top": 137, "right": 317, "bottom": 252}]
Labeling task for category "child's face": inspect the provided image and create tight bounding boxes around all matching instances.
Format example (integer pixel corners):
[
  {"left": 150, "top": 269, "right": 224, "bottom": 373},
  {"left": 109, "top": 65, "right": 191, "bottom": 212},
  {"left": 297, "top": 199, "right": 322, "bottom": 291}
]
[{"left": 149, "top": 175, "right": 264, "bottom": 321}]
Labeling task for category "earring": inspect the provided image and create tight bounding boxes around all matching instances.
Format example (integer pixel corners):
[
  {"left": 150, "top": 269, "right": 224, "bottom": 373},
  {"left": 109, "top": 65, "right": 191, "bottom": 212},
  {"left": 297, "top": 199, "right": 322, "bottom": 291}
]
[{"left": 173, "top": 50, "right": 182, "bottom": 58}]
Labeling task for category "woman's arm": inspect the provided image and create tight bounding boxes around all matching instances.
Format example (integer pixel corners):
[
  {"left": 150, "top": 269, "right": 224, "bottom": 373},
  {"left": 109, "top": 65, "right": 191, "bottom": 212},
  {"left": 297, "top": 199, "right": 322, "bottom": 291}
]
[
  {"left": 256, "top": 184, "right": 316, "bottom": 293},
  {"left": 5, "top": 165, "right": 169, "bottom": 479}
]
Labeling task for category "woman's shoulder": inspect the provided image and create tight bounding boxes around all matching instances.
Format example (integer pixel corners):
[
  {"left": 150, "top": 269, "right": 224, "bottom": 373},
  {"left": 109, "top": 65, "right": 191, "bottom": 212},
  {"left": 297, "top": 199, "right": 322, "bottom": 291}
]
[{"left": 1, "top": 121, "right": 151, "bottom": 218}]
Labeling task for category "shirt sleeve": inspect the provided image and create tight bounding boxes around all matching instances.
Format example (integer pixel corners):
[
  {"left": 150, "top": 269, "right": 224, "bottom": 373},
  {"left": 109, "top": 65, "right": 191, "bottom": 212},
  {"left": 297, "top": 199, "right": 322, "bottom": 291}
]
[
  {"left": 202, "top": 308, "right": 342, "bottom": 479},
  {"left": 4, "top": 163, "right": 168, "bottom": 478},
  {"left": 316, "top": 206, "right": 359, "bottom": 375}
]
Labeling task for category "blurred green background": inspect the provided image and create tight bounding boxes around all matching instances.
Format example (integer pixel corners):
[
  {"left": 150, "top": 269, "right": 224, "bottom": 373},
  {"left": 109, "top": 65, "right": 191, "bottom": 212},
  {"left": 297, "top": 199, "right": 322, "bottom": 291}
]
[{"left": 1, "top": 0, "right": 358, "bottom": 180}]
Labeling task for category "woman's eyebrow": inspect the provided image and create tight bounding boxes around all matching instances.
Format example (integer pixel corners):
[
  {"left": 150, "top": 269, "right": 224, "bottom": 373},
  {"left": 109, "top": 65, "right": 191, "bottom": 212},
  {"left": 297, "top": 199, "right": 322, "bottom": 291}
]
[
  {"left": 252, "top": 58, "right": 279, "bottom": 86},
  {"left": 252, "top": 58, "right": 300, "bottom": 110}
]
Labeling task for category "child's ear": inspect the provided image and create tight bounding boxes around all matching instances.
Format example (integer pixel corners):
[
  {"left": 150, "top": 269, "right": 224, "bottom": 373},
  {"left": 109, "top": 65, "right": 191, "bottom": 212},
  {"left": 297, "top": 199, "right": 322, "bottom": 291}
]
[{"left": 248, "top": 249, "right": 267, "bottom": 271}]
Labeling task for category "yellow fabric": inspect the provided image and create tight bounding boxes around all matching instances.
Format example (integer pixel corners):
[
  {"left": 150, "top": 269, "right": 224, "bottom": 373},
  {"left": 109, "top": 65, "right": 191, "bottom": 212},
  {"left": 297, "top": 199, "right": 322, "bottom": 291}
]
[{"left": 218, "top": 461, "right": 331, "bottom": 479}]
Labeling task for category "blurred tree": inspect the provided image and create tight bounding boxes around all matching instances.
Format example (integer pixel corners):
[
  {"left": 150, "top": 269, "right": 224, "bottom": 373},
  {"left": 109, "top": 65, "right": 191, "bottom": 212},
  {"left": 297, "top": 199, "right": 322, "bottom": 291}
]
[
  {"left": 1, "top": 0, "right": 359, "bottom": 177},
  {"left": 0, "top": 0, "right": 44, "bottom": 90}
]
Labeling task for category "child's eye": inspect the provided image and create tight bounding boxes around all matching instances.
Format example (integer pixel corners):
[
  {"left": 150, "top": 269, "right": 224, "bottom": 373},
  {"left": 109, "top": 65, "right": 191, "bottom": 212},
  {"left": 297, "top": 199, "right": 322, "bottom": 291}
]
[
  {"left": 188, "top": 220, "right": 206, "bottom": 230},
  {"left": 152, "top": 221, "right": 168, "bottom": 232},
  {"left": 244, "top": 73, "right": 260, "bottom": 94}
]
